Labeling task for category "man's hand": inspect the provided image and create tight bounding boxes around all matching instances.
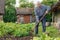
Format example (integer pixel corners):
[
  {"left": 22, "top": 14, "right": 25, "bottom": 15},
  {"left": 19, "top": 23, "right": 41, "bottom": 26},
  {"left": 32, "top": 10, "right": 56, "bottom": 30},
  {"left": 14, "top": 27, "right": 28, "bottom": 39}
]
[{"left": 45, "top": 11, "right": 48, "bottom": 14}]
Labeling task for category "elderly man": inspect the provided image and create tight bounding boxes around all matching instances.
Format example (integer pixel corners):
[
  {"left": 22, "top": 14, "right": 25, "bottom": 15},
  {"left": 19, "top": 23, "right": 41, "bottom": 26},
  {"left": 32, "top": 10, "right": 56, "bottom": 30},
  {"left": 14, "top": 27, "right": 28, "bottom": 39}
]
[{"left": 34, "top": 2, "right": 51, "bottom": 34}]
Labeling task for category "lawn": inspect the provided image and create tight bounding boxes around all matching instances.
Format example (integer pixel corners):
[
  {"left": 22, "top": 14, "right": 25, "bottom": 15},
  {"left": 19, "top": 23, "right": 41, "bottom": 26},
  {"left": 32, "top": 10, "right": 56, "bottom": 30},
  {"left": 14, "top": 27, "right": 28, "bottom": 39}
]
[{"left": 33, "top": 23, "right": 60, "bottom": 40}]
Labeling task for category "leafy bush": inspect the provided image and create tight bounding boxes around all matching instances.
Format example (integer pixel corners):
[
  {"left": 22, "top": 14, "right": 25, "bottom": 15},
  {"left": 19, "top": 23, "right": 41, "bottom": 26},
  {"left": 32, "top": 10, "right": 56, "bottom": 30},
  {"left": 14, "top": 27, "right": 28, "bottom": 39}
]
[
  {"left": 20, "top": 2, "right": 34, "bottom": 8},
  {"left": 0, "top": 22, "right": 34, "bottom": 37},
  {"left": 3, "top": 5, "right": 17, "bottom": 22},
  {"left": 46, "top": 13, "right": 52, "bottom": 22}
]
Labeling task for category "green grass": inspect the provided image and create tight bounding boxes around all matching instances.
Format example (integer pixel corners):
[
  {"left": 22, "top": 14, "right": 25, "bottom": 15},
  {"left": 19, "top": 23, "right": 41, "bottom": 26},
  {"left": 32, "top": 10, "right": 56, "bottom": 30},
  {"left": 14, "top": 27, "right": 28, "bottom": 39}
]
[
  {"left": 38, "top": 25, "right": 60, "bottom": 37},
  {"left": 33, "top": 23, "right": 60, "bottom": 40}
]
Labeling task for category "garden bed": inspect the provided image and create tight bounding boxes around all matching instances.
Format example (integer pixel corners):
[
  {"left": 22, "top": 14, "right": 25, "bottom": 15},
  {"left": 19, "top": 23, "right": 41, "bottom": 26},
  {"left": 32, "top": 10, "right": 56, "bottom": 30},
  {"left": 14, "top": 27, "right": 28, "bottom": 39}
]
[
  {"left": 0, "top": 22, "right": 34, "bottom": 40},
  {"left": 0, "top": 22, "right": 60, "bottom": 40}
]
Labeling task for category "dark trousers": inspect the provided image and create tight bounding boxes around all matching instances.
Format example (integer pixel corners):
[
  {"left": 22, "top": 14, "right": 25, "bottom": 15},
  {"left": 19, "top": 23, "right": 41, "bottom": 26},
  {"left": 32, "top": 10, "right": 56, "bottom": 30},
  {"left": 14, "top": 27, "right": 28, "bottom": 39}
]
[{"left": 35, "top": 16, "right": 46, "bottom": 34}]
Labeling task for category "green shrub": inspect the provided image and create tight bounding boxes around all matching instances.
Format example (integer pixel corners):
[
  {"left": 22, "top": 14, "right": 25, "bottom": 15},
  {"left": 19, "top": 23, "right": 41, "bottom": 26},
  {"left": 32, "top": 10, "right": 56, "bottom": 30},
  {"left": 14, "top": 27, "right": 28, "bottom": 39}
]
[
  {"left": 20, "top": 2, "right": 34, "bottom": 8},
  {"left": 3, "top": 6, "right": 17, "bottom": 23},
  {"left": 46, "top": 13, "right": 52, "bottom": 22},
  {"left": 0, "top": 22, "right": 34, "bottom": 37}
]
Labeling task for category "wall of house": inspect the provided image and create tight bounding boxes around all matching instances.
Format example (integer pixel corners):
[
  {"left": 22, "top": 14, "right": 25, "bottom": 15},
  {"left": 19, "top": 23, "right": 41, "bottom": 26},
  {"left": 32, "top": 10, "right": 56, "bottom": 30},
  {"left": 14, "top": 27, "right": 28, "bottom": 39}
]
[
  {"left": 17, "top": 15, "right": 33, "bottom": 23},
  {"left": 30, "top": 15, "right": 33, "bottom": 22},
  {"left": 17, "top": 15, "right": 20, "bottom": 23},
  {"left": 54, "top": 13, "right": 60, "bottom": 29},
  {"left": 0, "top": 15, "right": 3, "bottom": 21},
  {"left": 0, "top": 0, "right": 5, "bottom": 22},
  {"left": 0, "top": 0, "right": 5, "bottom": 14}
]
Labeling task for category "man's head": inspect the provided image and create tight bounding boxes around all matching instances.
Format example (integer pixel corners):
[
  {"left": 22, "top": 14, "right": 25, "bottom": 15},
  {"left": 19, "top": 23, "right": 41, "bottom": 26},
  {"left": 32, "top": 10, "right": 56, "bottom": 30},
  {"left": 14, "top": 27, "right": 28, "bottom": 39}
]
[{"left": 36, "top": 1, "right": 41, "bottom": 7}]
